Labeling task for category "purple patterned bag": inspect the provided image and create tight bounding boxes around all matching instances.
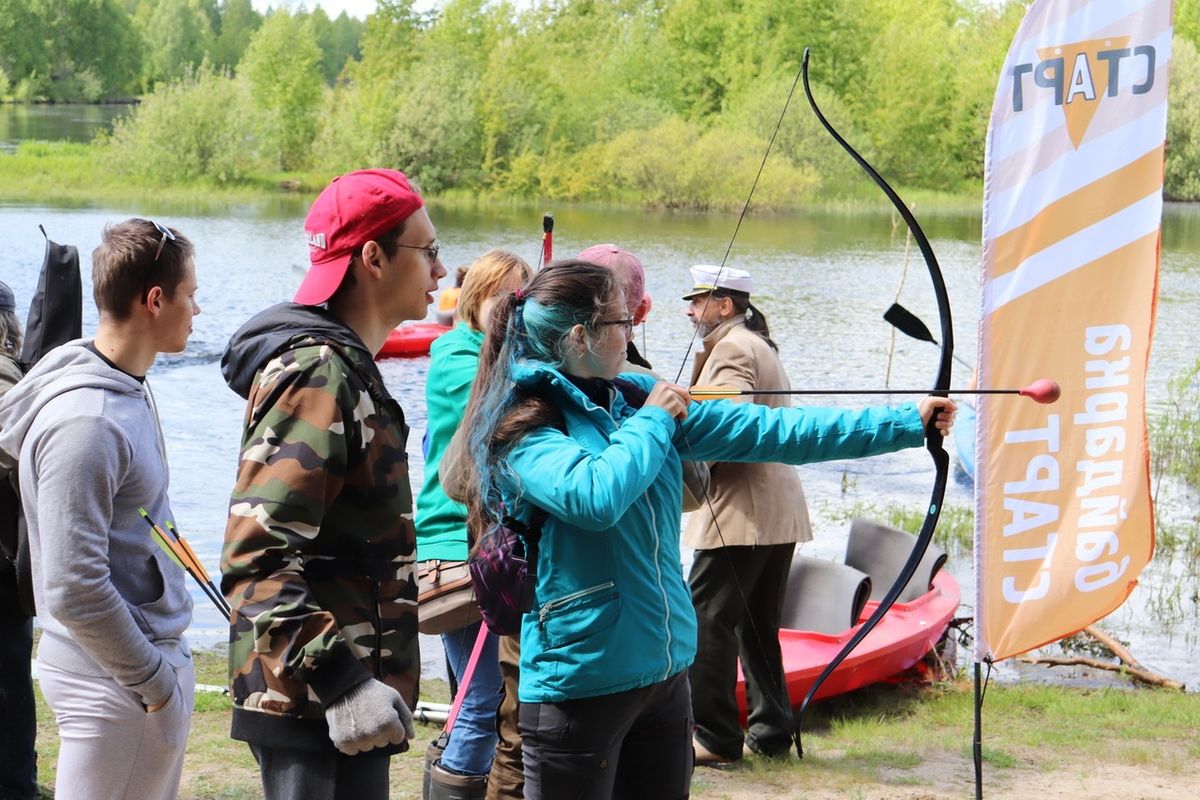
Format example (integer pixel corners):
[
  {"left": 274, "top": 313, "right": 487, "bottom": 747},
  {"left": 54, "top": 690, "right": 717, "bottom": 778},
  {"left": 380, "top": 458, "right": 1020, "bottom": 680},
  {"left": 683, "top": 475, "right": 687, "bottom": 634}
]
[{"left": 468, "top": 510, "right": 549, "bottom": 636}]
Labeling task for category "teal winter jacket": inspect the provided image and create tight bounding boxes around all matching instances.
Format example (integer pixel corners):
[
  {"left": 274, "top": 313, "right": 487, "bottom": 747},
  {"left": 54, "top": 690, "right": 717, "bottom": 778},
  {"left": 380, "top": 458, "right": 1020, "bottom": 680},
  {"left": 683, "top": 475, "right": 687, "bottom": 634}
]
[{"left": 500, "top": 364, "right": 926, "bottom": 704}]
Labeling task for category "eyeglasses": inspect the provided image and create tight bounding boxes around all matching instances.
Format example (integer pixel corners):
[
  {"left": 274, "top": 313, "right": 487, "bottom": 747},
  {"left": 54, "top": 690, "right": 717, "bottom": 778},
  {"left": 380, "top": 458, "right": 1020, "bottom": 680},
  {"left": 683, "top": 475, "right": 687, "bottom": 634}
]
[
  {"left": 594, "top": 317, "right": 635, "bottom": 337},
  {"left": 151, "top": 219, "right": 176, "bottom": 262},
  {"left": 394, "top": 242, "right": 441, "bottom": 264}
]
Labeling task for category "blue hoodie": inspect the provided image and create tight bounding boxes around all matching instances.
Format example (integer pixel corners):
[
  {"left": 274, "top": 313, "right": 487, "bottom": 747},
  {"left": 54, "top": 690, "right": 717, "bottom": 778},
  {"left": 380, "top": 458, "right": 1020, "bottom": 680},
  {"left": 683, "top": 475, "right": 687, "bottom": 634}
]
[{"left": 500, "top": 364, "right": 926, "bottom": 703}]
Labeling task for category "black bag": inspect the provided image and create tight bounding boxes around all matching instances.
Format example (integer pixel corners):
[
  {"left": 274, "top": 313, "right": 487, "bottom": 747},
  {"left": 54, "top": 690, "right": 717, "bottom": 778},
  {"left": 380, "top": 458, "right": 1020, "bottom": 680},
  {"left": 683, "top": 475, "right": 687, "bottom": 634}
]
[{"left": 20, "top": 226, "right": 82, "bottom": 369}]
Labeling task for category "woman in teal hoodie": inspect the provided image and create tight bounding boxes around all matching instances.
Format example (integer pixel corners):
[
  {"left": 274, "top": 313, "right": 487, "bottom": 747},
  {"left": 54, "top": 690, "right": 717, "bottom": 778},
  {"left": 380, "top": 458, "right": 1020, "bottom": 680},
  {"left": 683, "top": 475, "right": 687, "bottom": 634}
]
[
  {"left": 458, "top": 261, "right": 955, "bottom": 800},
  {"left": 416, "top": 249, "right": 532, "bottom": 795}
]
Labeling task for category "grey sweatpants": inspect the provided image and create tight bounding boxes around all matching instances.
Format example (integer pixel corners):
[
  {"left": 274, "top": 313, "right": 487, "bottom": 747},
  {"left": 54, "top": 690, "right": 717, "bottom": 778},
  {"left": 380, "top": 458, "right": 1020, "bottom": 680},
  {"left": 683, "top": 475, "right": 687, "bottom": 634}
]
[{"left": 37, "top": 657, "right": 195, "bottom": 800}]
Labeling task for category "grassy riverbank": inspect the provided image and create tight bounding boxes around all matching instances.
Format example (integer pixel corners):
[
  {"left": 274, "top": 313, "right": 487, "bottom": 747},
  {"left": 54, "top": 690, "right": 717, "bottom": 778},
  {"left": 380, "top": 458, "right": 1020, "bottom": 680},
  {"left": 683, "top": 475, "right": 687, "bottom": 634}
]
[
  {"left": 26, "top": 646, "right": 1200, "bottom": 799},
  {"left": 0, "top": 140, "right": 984, "bottom": 217}
]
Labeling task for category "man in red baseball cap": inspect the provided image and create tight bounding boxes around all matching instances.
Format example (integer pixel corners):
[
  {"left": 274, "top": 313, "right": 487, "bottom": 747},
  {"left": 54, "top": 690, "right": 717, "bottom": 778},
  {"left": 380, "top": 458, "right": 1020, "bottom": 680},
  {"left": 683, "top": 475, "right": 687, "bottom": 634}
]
[{"left": 220, "top": 169, "right": 446, "bottom": 800}]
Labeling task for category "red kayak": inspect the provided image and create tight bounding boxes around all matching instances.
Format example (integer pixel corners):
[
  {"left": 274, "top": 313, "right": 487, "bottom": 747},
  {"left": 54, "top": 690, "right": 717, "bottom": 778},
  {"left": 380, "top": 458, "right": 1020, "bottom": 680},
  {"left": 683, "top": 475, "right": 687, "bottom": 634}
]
[
  {"left": 377, "top": 323, "right": 452, "bottom": 359},
  {"left": 735, "top": 569, "right": 960, "bottom": 716},
  {"left": 733, "top": 519, "right": 962, "bottom": 717}
]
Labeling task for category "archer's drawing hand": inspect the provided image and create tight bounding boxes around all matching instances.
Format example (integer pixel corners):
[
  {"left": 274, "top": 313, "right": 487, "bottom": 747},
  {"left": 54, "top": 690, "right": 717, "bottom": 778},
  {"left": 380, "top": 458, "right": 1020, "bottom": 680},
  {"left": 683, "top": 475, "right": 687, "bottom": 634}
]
[
  {"left": 918, "top": 396, "right": 957, "bottom": 435},
  {"left": 325, "top": 678, "right": 416, "bottom": 755},
  {"left": 647, "top": 382, "right": 691, "bottom": 420}
]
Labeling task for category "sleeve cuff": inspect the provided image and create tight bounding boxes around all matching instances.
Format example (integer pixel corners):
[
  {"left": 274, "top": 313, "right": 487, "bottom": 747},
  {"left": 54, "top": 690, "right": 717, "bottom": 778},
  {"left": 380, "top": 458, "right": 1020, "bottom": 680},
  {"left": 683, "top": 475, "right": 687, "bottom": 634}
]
[
  {"left": 306, "top": 643, "right": 371, "bottom": 707},
  {"left": 126, "top": 652, "right": 175, "bottom": 707}
]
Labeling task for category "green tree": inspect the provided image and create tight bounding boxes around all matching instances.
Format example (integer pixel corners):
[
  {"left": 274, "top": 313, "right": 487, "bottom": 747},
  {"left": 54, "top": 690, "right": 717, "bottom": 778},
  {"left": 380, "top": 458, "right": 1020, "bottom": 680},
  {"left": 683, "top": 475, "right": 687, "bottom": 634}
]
[
  {"left": 306, "top": 8, "right": 364, "bottom": 84},
  {"left": 211, "top": 0, "right": 262, "bottom": 71},
  {"left": 143, "top": 0, "right": 215, "bottom": 88},
  {"left": 239, "top": 11, "right": 324, "bottom": 170},
  {"left": 938, "top": 1, "right": 1027, "bottom": 182},
  {"left": 38, "top": 0, "right": 143, "bottom": 99},
  {"left": 104, "top": 67, "right": 255, "bottom": 182},
  {"left": 1165, "top": 37, "right": 1200, "bottom": 200},
  {"left": 1178, "top": 0, "right": 1200, "bottom": 49},
  {"left": 838, "top": 0, "right": 965, "bottom": 185},
  {"left": 0, "top": 0, "right": 50, "bottom": 97}
]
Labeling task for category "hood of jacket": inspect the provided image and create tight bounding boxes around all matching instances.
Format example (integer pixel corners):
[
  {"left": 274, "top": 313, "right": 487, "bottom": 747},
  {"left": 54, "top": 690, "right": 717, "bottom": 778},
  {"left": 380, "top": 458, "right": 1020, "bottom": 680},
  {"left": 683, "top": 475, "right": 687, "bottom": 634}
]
[
  {"left": 0, "top": 341, "right": 144, "bottom": 471},
  {"left": 221, "top": 302, "right": 374, "bottom": 399}
]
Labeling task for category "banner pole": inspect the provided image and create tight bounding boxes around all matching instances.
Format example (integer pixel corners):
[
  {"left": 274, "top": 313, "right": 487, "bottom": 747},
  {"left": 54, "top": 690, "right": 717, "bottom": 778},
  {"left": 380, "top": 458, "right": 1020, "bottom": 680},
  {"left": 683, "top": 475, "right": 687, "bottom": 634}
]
[{"left": 974, "top": 660, "right": 984, "bottom": 800}]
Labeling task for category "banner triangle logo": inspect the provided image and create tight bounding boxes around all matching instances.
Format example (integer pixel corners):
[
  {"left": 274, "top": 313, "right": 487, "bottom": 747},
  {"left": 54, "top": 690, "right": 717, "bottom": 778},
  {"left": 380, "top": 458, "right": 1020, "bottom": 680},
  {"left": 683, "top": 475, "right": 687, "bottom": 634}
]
[{"left": 1038, "top": 37, "right": 1132, "bottom": 149}]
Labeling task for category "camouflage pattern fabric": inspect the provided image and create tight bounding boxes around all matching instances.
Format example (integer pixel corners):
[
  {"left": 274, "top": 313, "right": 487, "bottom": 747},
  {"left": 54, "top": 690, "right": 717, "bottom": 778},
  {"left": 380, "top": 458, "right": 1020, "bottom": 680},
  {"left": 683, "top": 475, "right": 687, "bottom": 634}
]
[{"left": 221, "top": 339, "right": 419, "bottom": 726}]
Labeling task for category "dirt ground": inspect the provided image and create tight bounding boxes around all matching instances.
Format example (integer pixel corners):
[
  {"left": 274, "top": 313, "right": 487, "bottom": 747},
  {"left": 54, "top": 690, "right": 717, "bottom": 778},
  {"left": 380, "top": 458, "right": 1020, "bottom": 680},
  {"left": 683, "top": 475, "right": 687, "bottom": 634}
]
[{"left": 690, "top": 751, "right": 1197, "bottom": 799}]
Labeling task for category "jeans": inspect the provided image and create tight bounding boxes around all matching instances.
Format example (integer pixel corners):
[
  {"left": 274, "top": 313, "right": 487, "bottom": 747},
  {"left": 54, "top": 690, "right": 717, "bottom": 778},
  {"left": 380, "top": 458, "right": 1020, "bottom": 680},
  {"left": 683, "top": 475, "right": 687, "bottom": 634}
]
[{"left": 441, "top": 620, "right": 503, "bottom": 776}]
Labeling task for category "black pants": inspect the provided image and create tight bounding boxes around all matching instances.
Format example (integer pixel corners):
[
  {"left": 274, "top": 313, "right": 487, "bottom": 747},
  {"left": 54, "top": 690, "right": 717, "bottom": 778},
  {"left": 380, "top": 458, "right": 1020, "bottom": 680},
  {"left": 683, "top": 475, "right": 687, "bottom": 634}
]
[
  {"left": 689, "top": 543, "right": 795, "bottom": 760},
  {"left": 249, "top": 743, "right": 390, "bottom": 800},
  {"left": 0, "top": 574, "right": 36, "bottom": 800},
  {"left": 519, "top": 670, "right": 693, "bottom": 800}
]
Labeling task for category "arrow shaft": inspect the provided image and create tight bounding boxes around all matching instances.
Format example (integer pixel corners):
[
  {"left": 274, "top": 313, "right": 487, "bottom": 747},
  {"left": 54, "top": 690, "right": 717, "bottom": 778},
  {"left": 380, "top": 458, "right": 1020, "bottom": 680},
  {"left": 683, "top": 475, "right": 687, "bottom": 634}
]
[{"left": 692, "top": 387, "right": 1015, "bottom": 397}]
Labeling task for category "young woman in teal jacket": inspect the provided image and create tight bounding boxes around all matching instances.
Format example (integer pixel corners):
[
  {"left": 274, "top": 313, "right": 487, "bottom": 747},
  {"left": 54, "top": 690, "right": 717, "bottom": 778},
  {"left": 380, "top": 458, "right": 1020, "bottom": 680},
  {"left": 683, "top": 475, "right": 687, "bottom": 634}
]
[{"left": 458, "top": 261, "right": 955, "bottom": 800}]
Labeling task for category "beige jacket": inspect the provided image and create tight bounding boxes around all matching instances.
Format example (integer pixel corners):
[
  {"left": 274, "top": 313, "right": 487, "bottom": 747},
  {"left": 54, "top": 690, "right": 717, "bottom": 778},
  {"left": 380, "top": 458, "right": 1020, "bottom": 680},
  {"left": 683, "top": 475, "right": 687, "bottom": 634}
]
[{"left": 683, "top": 315, "right": 812, "bottom": 549}]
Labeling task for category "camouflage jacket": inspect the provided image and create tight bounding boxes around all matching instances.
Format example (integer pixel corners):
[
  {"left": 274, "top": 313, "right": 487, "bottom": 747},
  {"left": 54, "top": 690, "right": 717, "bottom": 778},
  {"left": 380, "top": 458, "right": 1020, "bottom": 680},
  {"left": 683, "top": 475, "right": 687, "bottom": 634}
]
[{"left": 220, "top": 303, "right": 418, "bottom": 753}]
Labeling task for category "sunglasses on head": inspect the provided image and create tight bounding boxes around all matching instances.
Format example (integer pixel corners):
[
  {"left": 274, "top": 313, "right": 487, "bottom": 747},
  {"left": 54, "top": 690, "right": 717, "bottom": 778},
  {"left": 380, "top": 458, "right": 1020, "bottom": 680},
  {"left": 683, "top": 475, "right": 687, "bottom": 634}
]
[{"left": 151, "top": 219, "right": 176, "bottom": 262}]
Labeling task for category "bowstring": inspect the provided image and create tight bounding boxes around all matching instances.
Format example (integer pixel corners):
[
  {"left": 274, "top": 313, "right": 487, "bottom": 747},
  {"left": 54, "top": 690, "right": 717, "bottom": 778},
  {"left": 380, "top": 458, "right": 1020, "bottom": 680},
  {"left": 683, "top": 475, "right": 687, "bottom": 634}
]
[{"left": 675, "top": 57, "right": 810, "bottom": 757}]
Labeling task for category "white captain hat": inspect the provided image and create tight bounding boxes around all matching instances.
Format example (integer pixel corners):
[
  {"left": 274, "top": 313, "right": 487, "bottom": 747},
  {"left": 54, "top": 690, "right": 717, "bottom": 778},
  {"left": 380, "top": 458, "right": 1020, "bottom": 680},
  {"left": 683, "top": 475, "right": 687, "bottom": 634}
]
[{"left": 682, "top": 264, "right": 753, "bottom": 300}]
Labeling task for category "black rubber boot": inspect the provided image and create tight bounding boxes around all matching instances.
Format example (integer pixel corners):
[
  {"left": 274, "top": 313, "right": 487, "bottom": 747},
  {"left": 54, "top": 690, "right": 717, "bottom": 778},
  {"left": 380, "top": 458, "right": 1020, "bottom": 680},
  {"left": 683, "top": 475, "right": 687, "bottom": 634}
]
[
  {"left": 426, "top": 759, "right": 488, "bottom": 800},
  {"left": 421, "top": 734, "right": 449, "bottom": 800}
]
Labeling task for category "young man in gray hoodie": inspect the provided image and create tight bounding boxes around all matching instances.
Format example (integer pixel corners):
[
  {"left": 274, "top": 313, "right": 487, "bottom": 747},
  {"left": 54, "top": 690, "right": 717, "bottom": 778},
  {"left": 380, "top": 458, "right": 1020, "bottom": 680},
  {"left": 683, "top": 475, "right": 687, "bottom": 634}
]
[{"left": 0, "top": 218, "right": 201, "bottom": 800}]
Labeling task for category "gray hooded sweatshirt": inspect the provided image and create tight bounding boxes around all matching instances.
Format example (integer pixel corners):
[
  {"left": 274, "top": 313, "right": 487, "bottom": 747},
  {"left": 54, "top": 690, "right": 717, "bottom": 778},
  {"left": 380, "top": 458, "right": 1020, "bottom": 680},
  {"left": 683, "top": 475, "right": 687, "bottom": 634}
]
[{"left": 0, "top": 341, "right": 191, "bottom": 707}]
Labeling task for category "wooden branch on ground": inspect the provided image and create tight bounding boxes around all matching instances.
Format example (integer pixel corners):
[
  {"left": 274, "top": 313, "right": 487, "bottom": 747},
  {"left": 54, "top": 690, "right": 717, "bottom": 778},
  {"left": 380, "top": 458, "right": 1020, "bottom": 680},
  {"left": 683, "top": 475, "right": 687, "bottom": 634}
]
[
  {"left": 1082, "top": 625, "right": 1145, "bottom": 671},
  {"left": 1016, "top": 654, "right": 1185, "bottom": 691}
]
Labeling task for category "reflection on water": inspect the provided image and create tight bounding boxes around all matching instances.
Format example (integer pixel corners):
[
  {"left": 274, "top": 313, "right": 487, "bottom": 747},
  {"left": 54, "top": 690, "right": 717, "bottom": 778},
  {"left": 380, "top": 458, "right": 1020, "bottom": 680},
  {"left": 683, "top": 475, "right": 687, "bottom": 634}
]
[
  {"left": 0, "top": 200, "right": 1195, "bottom": 690},
  {"left": 0, "top": 104, "right": 132, "bottom": 152}
]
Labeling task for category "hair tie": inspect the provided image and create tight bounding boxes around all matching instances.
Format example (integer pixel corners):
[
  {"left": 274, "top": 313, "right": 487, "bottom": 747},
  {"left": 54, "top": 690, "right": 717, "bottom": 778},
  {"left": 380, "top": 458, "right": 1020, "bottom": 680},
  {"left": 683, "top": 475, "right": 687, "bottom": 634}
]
[{"left": 515, "top": 288, "right": 525, "bottom": 301}]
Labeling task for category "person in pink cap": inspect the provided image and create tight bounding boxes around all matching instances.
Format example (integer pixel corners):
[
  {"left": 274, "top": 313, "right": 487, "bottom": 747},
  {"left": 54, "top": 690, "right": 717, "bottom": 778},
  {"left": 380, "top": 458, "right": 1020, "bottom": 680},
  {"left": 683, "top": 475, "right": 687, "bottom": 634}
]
[
  {"left": 576, "top": 244, "right": 654, "bottom": 370},
  {"left": 219, "top": 169, "right": 446, "bottom": 799}
]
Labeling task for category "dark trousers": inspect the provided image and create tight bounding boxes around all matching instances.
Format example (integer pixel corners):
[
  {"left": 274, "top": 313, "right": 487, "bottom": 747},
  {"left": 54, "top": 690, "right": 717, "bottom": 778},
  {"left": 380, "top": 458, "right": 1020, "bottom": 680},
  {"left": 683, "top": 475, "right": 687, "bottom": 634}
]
[
  {"left": 689, "top": 543, "right": 795, "bottom": 760},
  {"left": 519, "top": 670, "right": 693, "bottom": 800},
  {"left": 0, "top": 579, "right": 37, "bottom": 800},
  {"left": 249, "top": 743, "right": 390, "bottom": 800},
  {"left": 486, "top": 634, "right": 523, "bottom": 800}
]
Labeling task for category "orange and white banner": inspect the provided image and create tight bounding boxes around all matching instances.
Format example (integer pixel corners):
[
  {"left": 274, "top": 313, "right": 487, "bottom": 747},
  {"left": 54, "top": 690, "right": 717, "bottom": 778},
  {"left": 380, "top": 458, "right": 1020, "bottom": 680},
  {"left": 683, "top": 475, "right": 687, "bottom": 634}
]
[{"left": 975, "top": 0, "right": 1173, "bottom": 662}]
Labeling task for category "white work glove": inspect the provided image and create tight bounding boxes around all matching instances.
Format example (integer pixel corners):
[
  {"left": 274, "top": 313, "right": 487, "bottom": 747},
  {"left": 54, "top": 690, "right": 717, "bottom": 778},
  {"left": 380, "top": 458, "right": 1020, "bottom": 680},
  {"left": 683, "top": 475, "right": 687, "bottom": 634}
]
[{"left": 324, "top": 678, "right": 416, "bottom": 755}]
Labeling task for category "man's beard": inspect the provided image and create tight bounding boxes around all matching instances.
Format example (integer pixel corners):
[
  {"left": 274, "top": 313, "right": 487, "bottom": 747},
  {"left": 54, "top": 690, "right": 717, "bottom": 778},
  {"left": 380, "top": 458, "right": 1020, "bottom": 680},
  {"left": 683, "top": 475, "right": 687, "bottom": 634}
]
[{"left": 692, "top": 318, "right": 716, "bottom": 338}]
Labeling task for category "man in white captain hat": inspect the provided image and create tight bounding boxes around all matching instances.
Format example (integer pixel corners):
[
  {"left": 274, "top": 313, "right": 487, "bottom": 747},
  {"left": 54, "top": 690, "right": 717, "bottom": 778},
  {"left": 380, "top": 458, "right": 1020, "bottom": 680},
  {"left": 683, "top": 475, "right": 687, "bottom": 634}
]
[{"left": 682, "top": 263, "right": 814, "bottom": 765}]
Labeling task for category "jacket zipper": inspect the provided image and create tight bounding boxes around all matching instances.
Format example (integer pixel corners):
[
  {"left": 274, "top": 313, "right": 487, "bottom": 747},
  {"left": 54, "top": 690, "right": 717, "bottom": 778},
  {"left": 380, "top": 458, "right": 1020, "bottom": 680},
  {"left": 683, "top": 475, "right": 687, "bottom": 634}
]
[
  {"left": 538, "top": 581, "right": 615, "bottom": 626},
  {"left": 373, "top": 579, "right": 383, "bottom": 678},
  {"left": 648, "top": 504, "right": 673, "bottom": 679}
]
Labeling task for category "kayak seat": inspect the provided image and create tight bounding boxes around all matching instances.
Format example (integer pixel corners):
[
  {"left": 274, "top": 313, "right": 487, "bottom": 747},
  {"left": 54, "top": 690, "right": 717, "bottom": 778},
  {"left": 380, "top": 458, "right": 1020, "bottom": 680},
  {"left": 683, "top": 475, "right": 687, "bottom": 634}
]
[
  {"left": 844, "top": 518, "right": 947, "bottom": 604},
  {"left": 780, "top": 555, "right": 872, "bottom": 634}
]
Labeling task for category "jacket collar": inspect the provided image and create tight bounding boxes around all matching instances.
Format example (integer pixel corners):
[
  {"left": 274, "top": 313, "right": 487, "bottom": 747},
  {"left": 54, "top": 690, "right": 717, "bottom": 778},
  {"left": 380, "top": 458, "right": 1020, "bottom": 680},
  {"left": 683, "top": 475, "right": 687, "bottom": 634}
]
[
  {"left": 511, "top": 361, "right": 632, "bottom": 426},
  {"left": 691, "top": 314, "right": 747, "bottom": 384}
]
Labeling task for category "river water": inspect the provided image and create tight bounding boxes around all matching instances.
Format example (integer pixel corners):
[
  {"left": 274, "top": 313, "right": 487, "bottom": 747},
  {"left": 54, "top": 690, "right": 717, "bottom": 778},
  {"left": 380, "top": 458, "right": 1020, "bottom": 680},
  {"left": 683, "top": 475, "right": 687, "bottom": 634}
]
[
  {"left": 2, "top": 100, "right": 1199, "bottom": 689},
  {"left": 1, "top": 198, "right": 1196, "bottom": 693}
]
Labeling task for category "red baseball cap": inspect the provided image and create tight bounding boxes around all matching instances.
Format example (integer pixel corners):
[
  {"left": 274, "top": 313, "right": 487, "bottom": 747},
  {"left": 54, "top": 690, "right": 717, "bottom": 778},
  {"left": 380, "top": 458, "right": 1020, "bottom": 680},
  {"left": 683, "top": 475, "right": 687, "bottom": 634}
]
[{"left": 295, "top": 169, "right": 425, "bottom": 305}]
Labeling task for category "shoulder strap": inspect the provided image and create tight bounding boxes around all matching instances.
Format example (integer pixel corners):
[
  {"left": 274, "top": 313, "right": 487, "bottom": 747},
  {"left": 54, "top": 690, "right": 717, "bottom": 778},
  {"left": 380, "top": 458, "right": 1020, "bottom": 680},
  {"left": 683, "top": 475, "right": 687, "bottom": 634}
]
[
  {"left": 612, "top": 376, "right": 649, "bottom": 409},
  {"left": 267, "top": 337, "right": 405, "bottom": 424}
]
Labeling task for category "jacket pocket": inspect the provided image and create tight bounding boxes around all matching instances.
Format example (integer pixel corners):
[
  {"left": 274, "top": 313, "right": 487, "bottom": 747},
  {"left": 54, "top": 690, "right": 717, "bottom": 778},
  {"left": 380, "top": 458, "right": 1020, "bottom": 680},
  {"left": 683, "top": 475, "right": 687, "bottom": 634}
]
[
  {"left": 128, "top": 554, "right": 172, "bottom": 639},
  {"left": 537, "top": 582, "right": 620, "bottom": 649}
]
